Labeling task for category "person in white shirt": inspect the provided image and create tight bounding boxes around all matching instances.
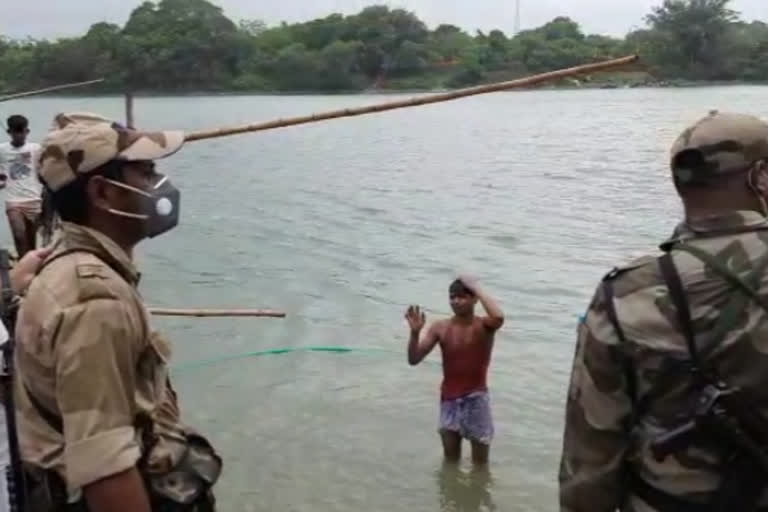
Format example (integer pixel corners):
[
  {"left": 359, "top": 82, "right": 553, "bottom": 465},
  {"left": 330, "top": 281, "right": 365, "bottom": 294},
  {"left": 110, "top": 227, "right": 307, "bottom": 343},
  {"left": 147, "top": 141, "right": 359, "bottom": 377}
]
[{"left": 0, "top": 116, "right": 42, "bottom": 258}]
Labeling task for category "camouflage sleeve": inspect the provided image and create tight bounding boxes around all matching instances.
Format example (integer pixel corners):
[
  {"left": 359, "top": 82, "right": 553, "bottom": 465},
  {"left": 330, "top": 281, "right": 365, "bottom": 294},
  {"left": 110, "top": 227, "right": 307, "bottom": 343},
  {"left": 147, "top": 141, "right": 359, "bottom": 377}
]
[
  {"left": 559, "top": 281, "right": 633, "bottom": 512},
  {"left": 53, "top": 298, "right": 144, "bottom": 491}
]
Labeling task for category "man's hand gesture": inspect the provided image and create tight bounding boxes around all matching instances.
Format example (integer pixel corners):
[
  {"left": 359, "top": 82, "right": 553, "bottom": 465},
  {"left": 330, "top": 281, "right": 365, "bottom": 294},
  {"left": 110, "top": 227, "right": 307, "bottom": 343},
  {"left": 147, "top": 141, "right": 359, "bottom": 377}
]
[{"left": 405, "top": 305, "right": 426, "bottom": 333}]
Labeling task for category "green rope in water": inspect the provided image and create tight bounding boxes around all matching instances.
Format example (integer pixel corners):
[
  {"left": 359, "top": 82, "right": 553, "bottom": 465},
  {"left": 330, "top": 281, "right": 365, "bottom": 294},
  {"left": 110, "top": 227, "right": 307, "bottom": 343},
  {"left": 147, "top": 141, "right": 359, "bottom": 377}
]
[
  {"left": 171, "top": 345, "right": 441, "bottom": 373},
  {"left": 171, "top": 314, "right": 588, "bottom": 375}
]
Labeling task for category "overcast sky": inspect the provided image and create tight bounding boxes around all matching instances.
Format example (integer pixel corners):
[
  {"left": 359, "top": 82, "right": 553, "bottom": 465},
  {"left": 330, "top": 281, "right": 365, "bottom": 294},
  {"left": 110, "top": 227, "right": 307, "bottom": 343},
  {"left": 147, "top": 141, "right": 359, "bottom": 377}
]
[{"left": 1, "top": 0, "right": 765, "bottom": 40}]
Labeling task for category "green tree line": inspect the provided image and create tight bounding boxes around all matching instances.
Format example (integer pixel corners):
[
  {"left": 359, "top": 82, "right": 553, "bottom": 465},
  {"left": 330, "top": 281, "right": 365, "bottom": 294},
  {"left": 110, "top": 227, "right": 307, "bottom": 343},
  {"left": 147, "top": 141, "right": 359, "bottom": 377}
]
[{"left": 0, "top": 0, "right": 766, "bottom": 94}]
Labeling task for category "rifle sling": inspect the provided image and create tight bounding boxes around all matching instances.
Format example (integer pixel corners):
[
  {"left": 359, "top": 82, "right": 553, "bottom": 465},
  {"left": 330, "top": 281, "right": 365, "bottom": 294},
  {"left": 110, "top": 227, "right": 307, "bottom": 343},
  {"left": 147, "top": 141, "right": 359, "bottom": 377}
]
[
  {"left": 0, "top": 250, "right": 13, "bottom": 330},
  {"left": 603, "top": 278, "right": 637, "bottom": 404},
  {"left": 659, "top": 253, "right": 699, "bottom": 363}
]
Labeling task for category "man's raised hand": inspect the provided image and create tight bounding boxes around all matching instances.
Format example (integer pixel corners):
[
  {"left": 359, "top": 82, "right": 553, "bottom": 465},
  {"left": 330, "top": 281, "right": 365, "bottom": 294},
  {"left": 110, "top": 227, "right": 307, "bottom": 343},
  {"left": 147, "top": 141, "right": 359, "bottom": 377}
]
[{"left": 405, "top": 305, "right": 426, "bottom": 333}]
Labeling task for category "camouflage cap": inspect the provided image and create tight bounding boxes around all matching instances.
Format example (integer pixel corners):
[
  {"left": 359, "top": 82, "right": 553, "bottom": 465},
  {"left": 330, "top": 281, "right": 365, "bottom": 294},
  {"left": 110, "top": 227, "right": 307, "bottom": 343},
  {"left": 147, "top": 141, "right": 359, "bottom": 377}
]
[
  {"left": 38, "top": 112, "right": 185, "bottom": 192},
  {"left": 670, "top": 111, "right": 768, "bottom": 185}
]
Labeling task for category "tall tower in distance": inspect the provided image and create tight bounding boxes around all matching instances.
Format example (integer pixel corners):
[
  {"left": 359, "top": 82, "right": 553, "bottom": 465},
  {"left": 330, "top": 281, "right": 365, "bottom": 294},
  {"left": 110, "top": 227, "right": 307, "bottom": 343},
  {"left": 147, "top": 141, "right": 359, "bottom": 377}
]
[{"left": 514, "top": 0, "right": 521, "bottom": 35}]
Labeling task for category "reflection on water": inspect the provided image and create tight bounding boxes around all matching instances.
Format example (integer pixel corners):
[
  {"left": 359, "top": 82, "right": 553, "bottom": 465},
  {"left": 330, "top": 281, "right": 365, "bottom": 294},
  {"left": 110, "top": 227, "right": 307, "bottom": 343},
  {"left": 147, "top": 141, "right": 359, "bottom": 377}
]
[{"left": 436, "top": 462, "right": 496, "bottom": 512}]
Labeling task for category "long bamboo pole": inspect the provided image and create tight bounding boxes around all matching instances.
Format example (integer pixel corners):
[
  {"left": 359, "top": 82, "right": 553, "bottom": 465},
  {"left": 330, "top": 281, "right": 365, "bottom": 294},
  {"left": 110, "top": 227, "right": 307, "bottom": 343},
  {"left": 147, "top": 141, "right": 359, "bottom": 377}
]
[
  {"left": 0, "top": 79, "right": 105, "bottom": 103},
  {"left": 125, "top": 92, "right": 135, "bottom": 129},
  {"left": 185, "top": 55, "right": 639, "bottom": 142},
  {"left": 148, "top": 308, "right": 286, "bottom": 318}
]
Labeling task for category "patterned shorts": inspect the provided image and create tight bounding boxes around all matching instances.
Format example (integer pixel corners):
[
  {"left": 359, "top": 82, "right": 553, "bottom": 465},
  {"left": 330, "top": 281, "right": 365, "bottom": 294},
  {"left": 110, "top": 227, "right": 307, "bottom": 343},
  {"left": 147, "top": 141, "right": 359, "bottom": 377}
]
[{"left": 438, "top": 391, "right": 494, "bottom": 445}]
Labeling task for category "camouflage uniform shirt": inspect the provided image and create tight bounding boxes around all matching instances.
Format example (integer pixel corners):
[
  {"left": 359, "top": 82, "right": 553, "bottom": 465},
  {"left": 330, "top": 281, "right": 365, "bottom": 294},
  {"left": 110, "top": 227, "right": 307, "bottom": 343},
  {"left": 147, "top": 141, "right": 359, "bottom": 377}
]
[
  {"left": 559, "top": 210, "right": 768, "bottom": 511},
  {"left": 14, "top": 222, "right": 188, "bottom": 498}
]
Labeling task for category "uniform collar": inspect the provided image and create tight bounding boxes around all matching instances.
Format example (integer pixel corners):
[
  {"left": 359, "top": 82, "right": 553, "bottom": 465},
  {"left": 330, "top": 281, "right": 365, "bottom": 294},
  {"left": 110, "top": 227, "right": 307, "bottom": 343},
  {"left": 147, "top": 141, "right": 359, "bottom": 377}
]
[
  {"left": 661, "top": 210, "right": 768, "bottom": 250},
  {"left": 53, "top": 222, "right": 141, "bottom": 285}
]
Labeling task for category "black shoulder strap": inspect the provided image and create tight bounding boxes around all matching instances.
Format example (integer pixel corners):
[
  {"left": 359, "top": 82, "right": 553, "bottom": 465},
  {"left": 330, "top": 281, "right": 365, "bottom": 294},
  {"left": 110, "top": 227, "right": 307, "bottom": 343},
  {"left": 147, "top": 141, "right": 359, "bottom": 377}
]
[
  {"left": 603, "top": 277, "right": 628, "bottom": 344},
  {"left": 658, "top": 253, "right": 699, "bottom": 365},
  {"left": 602, "top": 276, "right": 637, "bottom": 404},
  {"left": 0, "top": 250, "right": 15, "bottom": 331}
]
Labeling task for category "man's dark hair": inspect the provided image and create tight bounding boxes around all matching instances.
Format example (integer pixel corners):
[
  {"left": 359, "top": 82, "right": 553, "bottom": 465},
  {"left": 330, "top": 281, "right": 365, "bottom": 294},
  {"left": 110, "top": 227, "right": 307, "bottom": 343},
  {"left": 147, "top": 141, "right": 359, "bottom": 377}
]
[
  {"left": 49, "top": 160, "right": 125, "bottom": 224},
  {"left": 672, "top": 149, "right": 760, "bottom": 191},
  {"left": 671, "top": 150, "right": 718, "bottom": 190},
  {"left": 6, "top": 115, "right": 28, "bottom": 132},
  {"left": 449, "top": 279, "right": 475, "bottom": 297}
]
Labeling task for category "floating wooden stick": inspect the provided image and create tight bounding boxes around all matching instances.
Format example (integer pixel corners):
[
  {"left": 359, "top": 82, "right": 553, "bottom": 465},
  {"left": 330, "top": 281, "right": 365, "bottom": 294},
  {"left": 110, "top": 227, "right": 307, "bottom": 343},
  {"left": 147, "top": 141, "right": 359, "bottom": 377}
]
[
  {"left": 185, "top": 55, "right": 639, "bottom": 142},
  {"left": 0, "top": 79, "right": 105, "bottom": 102},
  {"left": 148, "top": 308, "right": 286, "bottom": 318}
]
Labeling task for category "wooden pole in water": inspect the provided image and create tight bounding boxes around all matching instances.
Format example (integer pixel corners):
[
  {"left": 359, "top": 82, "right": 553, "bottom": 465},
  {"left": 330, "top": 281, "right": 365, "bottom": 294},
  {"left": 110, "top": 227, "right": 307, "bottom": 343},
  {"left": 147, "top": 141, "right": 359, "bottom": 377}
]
[
  {"left": 125, "top": 92, "right": 135, "bottom": 128},
  {"left": 148, "top": 308, "right": 286, "bottom": 318},
  {"left": 184, "top": 55, "right": 639, "bottom": 142},
  {"left": 0, "top": 79, "right": 105, "bottom": 102}
]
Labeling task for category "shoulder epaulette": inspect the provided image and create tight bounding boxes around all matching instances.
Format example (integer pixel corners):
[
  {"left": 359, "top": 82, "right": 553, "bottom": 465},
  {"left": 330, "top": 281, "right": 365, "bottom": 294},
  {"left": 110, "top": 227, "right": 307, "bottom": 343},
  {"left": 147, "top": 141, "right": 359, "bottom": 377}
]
[{"left": 602, "top": 255, "right": 657, "bottom": 282}]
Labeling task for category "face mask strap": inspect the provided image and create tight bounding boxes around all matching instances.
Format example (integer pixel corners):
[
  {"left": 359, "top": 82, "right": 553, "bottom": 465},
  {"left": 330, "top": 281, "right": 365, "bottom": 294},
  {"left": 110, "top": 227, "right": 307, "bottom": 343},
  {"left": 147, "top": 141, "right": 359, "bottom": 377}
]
[
  {"left": 153, "top": 175, "right": 169, "bottom": 190},
  {"left": 103, "top": 178, "right": 153, "bottom": 198},
  {"left": 107, "top": 208, "right": 149, "bottom": 220},
  {"left": 102, "top": 178, "right": 152, "bottom": 220}
]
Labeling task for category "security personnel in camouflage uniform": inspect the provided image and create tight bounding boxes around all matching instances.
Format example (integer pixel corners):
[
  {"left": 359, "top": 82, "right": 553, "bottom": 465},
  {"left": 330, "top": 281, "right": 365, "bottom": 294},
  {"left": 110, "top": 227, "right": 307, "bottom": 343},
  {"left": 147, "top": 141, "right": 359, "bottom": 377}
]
[
  {"left": 13, "top": 113, "right": 221, "bottom": 512},
  {"left": 559, "top": 111, "right": 768, "bottom": 512}
]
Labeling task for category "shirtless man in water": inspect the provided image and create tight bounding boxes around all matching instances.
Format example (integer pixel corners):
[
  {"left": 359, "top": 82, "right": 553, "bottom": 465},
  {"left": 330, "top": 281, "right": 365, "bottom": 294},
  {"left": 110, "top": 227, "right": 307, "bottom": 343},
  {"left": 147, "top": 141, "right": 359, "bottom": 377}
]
[{"left": 405, "top": 276, "right": 504, "bottom": 464}]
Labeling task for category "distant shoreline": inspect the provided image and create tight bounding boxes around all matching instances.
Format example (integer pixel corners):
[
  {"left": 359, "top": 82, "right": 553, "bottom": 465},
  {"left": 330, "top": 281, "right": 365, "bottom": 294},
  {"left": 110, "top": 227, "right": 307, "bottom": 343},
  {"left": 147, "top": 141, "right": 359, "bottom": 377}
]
[
  {"left": 6, "top": 80, "right": 766, "bottom": 100},
  {"left": 3, "top": 0, "right": 766, "bottom": 106}
]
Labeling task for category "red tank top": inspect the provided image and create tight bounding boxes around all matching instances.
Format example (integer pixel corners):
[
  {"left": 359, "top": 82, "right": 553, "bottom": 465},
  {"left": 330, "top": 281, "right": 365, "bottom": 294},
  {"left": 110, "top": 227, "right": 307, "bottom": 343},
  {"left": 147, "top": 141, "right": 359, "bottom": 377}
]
[{"left": 439, "top": 320, "right": 493, "bottom": 400}]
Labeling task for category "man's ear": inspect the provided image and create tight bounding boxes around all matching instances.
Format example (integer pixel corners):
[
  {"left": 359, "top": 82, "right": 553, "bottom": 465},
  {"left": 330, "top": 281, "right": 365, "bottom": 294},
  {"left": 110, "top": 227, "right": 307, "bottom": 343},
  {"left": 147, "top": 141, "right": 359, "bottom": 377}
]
[{"left": 86, "top": 175, "right": 113, "bottom": 212}]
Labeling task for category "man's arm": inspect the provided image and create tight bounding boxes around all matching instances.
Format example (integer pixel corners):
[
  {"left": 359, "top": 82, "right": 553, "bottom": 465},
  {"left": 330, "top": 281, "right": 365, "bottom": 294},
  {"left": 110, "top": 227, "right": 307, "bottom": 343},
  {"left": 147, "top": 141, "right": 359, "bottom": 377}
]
[
  {"left": 54, "top": 298, "right": 151, "bottom": 512},
  {"left": 558, "top": 283, "right": 632, "bottom": 512},
  {"left": 84, "top": 468, "right": 151, "bottom": 512},
  {"left": 459, "top": 276, "right": 504, "bottom": 331},
  {"left": 408, "top": 322, "right": 440, "bottom": 366},
  {"left": 6, "top": 247, "right": 53, "bottom": 295},
  {"left": 405, "top": 305, "right": 440, "bottom": 365}
]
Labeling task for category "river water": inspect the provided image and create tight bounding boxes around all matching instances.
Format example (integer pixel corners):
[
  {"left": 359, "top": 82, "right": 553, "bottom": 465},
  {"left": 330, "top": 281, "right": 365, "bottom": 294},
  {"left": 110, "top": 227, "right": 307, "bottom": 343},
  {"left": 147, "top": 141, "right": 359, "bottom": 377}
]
[{"left": 5, "top": 86, "right": 768, "bottom": 511}]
